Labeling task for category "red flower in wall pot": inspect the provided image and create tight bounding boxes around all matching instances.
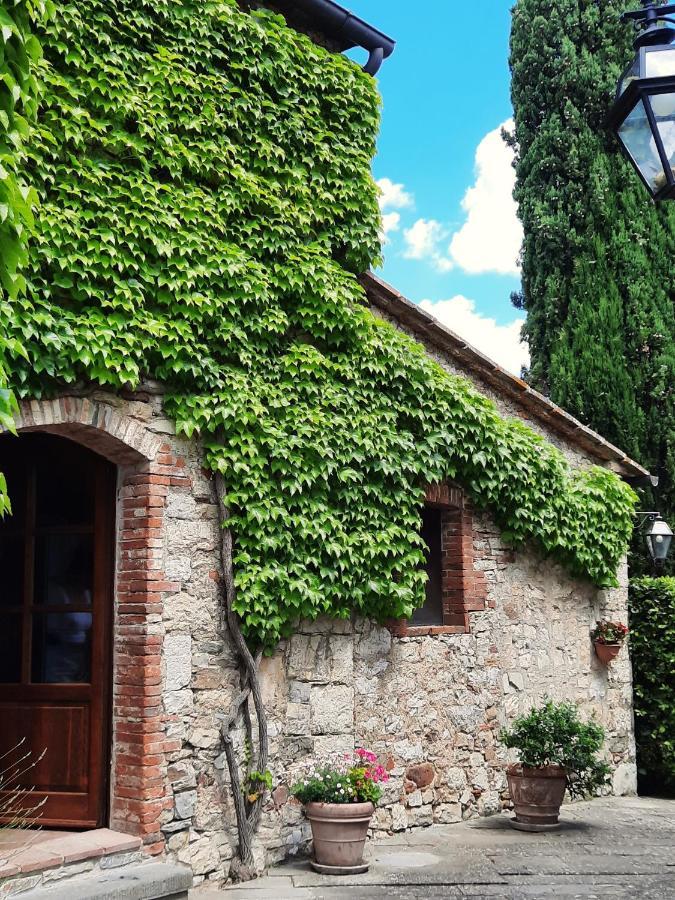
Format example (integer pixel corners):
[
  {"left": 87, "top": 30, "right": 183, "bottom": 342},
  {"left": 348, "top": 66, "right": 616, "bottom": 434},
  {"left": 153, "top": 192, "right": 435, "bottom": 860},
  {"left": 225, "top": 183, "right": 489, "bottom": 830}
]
[{"left": 590, "top": 620, "right": 628, "bottom": 665}]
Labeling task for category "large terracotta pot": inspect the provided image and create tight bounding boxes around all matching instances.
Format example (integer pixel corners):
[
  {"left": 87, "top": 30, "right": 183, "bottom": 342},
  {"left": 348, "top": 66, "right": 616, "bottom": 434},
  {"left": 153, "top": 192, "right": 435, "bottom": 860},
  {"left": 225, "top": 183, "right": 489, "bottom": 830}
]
[
  {"left": 506, "top": 764, "right": 567, "bottom": 832},
  {"left": 305, "top": 801, "right": 374, "bottom": 874},
  {"left": 594, "top": 641, "right": 621, "bottom": 664}
]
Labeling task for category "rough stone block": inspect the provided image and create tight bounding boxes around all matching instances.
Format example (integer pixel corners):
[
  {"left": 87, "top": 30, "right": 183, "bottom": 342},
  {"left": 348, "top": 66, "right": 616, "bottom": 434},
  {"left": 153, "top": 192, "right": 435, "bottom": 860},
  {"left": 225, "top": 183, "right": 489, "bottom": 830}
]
[
  {"left": 164, "top": 633, "right": 192, "bottom": 691},
  {"left": 287, "top": 634, "right": 353, "bottom": 684},
  {"left": 435, "top": 802, "right": 462, "bottom": 824},
  {"left": 174, "top": 789, "right": 197, "bottom": 820},
  {"left": 164, "top": 689, "right": 194, "bottom": 716},
  {"left": 286, "top": 702, "right": 311, "bottom": 736},
  {"left": 407, "top": 804, "right": 433, "bottom": 827},
  {"left": 313, "top": 734, "right": 355, "bottom": 757},
  {"left": 390, "top": 804, "right": 408, "bottom": 832},
  {"left": 612, "top": 763, "right": 637, "bottom": 796},
  {"left": 406, "top": 763, "right": 435, "bottom": 789},
  {"left": 310, "top": 685, "right": 354, "bottom": 735}
]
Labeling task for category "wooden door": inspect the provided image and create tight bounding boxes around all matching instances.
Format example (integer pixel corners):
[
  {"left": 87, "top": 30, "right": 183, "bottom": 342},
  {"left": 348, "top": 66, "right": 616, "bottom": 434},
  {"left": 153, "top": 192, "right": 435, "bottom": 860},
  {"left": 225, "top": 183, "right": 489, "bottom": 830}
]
[{"left": 0, "top": 433, "right": 115, "bottom": 828}]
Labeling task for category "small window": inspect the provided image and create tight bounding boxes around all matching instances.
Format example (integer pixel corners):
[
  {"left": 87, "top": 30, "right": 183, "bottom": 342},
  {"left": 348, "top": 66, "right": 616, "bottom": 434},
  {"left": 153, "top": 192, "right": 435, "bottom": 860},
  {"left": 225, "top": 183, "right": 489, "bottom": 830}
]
[{"left": 410, "top": 507, "right": 444, "bottom": 625}]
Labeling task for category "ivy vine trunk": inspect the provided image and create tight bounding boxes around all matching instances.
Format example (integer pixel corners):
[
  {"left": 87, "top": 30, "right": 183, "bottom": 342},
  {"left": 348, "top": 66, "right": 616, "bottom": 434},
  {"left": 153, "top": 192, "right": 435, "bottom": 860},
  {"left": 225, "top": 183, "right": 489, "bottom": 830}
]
[{"left": 214, "top": 469, "right": 268, "bottom": 876}]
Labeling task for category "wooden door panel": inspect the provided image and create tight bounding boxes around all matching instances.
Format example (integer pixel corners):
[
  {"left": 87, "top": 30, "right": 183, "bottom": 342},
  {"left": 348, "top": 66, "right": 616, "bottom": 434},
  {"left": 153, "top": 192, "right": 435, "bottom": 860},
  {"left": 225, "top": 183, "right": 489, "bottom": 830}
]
[
  {"left": 0, "top": 434, "right": 114, "bottom": 829},
  {"left": 0, "top": 702, "right": 90, "bottom": 792}
]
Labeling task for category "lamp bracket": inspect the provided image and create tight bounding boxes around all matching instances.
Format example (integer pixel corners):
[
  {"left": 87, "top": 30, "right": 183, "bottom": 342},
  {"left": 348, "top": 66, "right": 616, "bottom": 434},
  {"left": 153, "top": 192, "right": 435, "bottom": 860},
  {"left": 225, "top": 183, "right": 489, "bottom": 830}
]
[
  {"left": 634, "top": 511, "right": 663, "bottom": 528},
  {"left": 622, "top": 2, "right": 675, "bottom": 45},
  {"left": 622, "top": 2, "right": 675, "bottom": 22}
]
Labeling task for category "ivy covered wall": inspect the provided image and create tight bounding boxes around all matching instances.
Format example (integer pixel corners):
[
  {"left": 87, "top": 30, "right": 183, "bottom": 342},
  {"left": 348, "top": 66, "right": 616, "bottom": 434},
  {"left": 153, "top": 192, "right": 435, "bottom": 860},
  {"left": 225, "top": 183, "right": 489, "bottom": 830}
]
[
  {"left": 1, "top": 0, "right": 637, "bottom": 648},
  {"left": 0, "top": 0, "right": 47, "bottom": 513}
]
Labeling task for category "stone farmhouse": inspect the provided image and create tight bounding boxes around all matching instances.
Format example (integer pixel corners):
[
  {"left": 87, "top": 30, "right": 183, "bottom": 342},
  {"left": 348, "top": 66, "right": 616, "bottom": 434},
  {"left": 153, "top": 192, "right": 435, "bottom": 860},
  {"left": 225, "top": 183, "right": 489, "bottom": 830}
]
[
  {"left": 0, "top": 0, "right": 650, "bottom": 893},
  {"left": 0, "top": 270, "right": 646, "bottom": 887}
]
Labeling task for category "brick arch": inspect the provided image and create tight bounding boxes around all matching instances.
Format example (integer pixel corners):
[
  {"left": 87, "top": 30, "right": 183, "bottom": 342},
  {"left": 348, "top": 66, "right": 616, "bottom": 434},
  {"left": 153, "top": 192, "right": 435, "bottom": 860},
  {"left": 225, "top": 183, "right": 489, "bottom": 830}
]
[
  {"left": 14, "top": 397, "right": 163, "bottom": 464},
  {"left": 9, "top": 395, "right": 181, "bottom": 854}
]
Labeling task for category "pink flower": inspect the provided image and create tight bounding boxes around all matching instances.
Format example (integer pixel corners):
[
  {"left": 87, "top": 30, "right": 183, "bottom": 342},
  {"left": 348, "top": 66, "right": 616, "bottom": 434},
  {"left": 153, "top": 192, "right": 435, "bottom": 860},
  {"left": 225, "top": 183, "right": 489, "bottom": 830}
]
[{"left": 356, "top": 748, "right": 377, "bottom": 763}]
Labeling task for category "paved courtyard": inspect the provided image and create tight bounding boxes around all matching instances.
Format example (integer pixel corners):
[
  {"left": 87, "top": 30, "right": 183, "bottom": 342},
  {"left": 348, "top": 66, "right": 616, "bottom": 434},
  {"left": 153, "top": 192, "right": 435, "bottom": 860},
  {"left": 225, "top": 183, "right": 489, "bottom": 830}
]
[{"left": 193, "top": 796, "right": 675, "bottom": 899}]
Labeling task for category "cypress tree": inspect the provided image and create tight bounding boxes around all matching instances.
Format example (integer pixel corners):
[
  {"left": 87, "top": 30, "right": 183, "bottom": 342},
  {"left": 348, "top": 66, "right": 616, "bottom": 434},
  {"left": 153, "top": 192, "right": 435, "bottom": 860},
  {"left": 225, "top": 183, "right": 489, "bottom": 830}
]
[{"left": 510, "top": 0, "right": 675, "bottom": 573}]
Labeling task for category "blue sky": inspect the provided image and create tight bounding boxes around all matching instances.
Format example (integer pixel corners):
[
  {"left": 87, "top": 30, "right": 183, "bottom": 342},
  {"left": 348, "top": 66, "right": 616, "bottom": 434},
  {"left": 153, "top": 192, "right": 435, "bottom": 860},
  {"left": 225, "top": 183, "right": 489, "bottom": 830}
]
[{"left": 348, "top": 1, "right": 527, "bottom": 374}]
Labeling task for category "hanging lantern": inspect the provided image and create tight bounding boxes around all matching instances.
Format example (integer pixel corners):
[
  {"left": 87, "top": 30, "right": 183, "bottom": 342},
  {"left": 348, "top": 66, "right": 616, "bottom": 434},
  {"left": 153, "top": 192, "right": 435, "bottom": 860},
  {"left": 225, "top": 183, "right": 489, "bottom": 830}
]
[
  {"left": 608, "top": 2, "right": 675, "bottom": 200},
  {"left": 644, "top": 515, "right": 674, "bottom": 565}
]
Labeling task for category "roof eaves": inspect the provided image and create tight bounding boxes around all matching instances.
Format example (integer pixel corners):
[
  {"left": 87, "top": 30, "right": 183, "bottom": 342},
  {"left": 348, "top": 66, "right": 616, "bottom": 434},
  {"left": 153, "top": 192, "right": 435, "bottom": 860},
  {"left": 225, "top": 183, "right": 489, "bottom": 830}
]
[
  {"left": 261, "top": 0, "right": 395, "bottom": 74},
  {"left": 361, "top": 271, "right": 650, "bottom": 480}
]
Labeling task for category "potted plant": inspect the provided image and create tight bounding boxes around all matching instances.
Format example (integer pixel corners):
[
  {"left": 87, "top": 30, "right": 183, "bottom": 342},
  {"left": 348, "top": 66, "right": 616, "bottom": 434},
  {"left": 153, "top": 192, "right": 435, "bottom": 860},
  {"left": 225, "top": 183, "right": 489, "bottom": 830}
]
[
  {"left": 591, "top": 619, "right": 629, "bottom": 664},
  {"left": 291, "top": 748, "right": 388, "bottom": 874},
  {"left": 500, "top": 700, "right": 610, "bottom": 831}
]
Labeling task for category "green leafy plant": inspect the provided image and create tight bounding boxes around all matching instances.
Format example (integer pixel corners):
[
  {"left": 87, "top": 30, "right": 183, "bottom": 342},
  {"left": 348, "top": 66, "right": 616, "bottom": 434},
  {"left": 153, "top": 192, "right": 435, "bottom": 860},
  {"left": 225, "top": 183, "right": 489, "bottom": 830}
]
[
  {"left": 0, "top": 0, "right": 637, "bottom": 653},
  {"left": 291, "top": 748, "right": 388, "bottom": 805},
  {"left": 500, "top": 700, "right": 610, "bottom": 799},
  {"left": 629, "top": 577, "right": 675, "bottom": 794},
  {"left": 590, "top": 619, "right": 629, "bottom": 645},
  {"left": 0, "top": 0, "right": 48, "bottom": 515},
  {"left": 244, "top": 769, "right": 272, "bottom": 804}
]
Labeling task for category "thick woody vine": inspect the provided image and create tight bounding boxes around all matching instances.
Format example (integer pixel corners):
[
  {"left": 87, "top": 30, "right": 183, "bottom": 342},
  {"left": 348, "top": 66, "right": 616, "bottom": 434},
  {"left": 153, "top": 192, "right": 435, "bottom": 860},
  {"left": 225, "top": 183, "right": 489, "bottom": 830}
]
[{"left": 2, "top": 0, "right": 638, "bottom": 873}]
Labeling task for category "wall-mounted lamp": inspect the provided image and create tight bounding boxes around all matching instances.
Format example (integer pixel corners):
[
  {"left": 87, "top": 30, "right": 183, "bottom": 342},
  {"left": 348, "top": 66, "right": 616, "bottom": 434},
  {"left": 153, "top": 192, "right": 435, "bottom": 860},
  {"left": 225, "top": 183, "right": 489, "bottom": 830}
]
[{"left": 636, "top": 511, "right": 674, "bottom": 566}]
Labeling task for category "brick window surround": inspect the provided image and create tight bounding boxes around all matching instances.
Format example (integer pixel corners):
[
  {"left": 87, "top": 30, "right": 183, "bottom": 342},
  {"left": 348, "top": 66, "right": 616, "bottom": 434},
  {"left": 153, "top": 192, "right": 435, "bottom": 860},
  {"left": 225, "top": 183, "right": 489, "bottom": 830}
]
[
  {"left": 11, "top": 398, "right": 186, "bottom": 856},
  {"left": 388, "top": 483, "right": 488, "bottom": 638}
]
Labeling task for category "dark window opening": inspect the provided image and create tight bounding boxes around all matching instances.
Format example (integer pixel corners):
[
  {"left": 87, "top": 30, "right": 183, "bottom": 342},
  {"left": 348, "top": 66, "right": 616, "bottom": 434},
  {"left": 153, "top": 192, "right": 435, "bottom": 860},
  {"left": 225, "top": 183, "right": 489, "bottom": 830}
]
[{"left": 410, "top": 506, "right": 444, "bottom": 626}]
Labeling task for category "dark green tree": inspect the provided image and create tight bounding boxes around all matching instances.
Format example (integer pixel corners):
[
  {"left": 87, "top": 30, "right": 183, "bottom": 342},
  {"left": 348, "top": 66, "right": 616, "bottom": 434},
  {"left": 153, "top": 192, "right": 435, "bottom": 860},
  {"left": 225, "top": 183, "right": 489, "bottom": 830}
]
[{"left": 510, "top": 0, "right": 675, "bottom": 573}]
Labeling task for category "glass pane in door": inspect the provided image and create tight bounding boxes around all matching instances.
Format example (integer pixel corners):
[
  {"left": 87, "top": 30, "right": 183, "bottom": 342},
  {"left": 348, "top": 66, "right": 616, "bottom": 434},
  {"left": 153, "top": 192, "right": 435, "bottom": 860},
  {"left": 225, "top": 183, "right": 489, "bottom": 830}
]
[
  {"left": 34, "top": 534, "right": 94, "bottom": 607},
  {"left": 31, "top": 612, "right": 93, "bottom": 683},
  {"left": 0, "top": 534, "right": 25, "bottom": 609},
  {"left": 0, "top": 615, "right": 22, "bottom": 682},
  {"left": 35, "top": 447, "right": 95, "bottom": 528}
]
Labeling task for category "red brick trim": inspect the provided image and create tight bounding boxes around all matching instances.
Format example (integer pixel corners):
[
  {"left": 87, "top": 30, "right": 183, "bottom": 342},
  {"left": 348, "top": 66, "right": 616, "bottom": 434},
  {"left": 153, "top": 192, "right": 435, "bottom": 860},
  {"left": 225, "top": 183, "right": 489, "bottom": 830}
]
[
  {"left": 388, "top": 486, "right": 488, "bottom": 638},
  {"left": 110, "top": 445, "right": 191, "bottom": 853},
  {"left": 424, "top": 482, "right": 463, "bottom": 509},
  {"left": 14, "top": 397, "right": 163, "bottom": 464},
  {"left": 14, "top": 400, "right": 190, "bottom": 855}
]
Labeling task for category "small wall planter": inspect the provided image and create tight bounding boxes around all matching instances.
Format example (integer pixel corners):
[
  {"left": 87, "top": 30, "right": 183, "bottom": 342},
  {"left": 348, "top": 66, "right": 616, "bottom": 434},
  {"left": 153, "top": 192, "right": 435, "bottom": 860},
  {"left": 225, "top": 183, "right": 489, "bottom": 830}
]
[
  {"left": 506, "top": 764, "right": 567, "bottom": 832},
  {"left": 590, "top": 620, "right": 628, "bottom": 665},
  {"left": 594, "top": 641, "right": 622, "bottom": 665},
  {"left": 305, "top": 801, "right": 374, "bottom": 874}
]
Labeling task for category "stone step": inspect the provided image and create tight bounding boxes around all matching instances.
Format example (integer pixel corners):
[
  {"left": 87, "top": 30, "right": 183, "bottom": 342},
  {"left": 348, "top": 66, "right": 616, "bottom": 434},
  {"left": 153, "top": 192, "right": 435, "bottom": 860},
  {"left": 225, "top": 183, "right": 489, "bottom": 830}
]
[{"left": 16, "top": 862, "right": 192, "bottom": 900}]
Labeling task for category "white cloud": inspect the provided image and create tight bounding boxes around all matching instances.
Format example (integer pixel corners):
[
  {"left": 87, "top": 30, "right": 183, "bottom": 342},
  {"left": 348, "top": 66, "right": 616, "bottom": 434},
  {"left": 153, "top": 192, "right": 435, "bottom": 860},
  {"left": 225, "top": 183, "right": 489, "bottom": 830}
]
[
  {"left": 395, "top": 122, "right": 522, "bottom": 277},
  {"left": 446, "top": 120, "right": 522, "bottom": 276},
  {"left": 381, "top": 211, "right": 401, "bottom": 236},
  {"left": 420, "top": 295, "right": 529, "bottom": 376},
  {"left": 377, "top": 177, "right": 413, "bottom": 211},
  {"left": 403, "top": 218, "right": 449, "bottom": 265}
]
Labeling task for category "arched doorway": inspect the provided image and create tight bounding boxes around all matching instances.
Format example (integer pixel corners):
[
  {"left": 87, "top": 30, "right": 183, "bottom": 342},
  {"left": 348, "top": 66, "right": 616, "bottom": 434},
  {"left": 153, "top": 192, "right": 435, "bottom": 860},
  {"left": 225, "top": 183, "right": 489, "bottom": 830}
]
[{"left": 0, "top": 432, "right": 115, "bottom": 828}]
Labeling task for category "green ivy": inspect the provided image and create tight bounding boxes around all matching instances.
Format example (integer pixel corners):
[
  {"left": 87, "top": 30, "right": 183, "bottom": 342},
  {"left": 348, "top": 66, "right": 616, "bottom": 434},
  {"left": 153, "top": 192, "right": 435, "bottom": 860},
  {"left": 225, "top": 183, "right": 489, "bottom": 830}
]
[
  {"left": 0, "top": 0, "right": 49, "bottom": 514},
  {"left": 629, "top": 577, "right": 675, "bottom": 794},
  {"left": 1, "top": 0, "right": 637, "bottom": 647}
]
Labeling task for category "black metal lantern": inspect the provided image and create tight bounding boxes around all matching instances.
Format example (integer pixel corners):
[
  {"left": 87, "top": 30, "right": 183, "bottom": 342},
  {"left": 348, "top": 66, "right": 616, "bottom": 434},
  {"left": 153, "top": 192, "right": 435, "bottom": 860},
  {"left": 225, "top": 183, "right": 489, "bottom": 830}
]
[
  {"left": 644, "top": 514, "right": 674, "bottom": 564},
  {"left": 608, "top": 2, "right": 675, "bottom": 200}
]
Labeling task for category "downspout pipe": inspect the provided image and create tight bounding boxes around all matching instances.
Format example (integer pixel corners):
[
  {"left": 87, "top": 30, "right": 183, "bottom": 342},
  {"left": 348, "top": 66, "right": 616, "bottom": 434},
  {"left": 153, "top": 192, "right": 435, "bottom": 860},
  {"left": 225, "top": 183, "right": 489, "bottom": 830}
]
[{"left": 286, "top": 0, "right": 395, "bottom": 74}]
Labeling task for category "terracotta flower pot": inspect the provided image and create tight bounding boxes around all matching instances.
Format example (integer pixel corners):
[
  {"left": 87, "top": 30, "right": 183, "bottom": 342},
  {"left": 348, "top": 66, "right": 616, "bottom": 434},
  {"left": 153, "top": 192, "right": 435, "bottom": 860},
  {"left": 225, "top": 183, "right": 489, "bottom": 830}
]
[
  {"left": 594, "top": 641, "right": 621, "bottom": 664},
  {"left": 506, "top": 764, "right": 567, "bottom": 832},
  {"left": 305, "top": 801, "right": 374, "bottom": 874}
]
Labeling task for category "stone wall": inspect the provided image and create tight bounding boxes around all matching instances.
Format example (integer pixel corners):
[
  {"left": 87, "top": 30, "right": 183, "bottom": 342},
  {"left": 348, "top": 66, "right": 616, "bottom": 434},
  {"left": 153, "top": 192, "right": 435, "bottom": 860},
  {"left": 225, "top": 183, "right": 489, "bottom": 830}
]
[
  {"left": 13, "top": 381, "right": 637, "bottom": 888},
  {"left": 252, "top": 515, "right": 635, "bottom": 867}
]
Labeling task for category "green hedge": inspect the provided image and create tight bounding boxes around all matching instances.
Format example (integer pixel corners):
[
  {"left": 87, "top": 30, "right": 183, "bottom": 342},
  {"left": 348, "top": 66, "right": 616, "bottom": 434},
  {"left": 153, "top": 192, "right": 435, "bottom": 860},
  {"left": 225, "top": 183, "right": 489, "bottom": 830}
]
[{"left": 629, "top": 577, "right": 675, "bottom": 795}]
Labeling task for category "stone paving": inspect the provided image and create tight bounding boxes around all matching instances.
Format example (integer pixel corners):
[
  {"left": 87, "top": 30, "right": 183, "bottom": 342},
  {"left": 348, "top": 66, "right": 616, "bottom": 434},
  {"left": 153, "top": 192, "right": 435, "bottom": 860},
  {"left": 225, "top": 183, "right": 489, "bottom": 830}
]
[{"left": 193, "top": 796, "right": 675, "bottom": 899}]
